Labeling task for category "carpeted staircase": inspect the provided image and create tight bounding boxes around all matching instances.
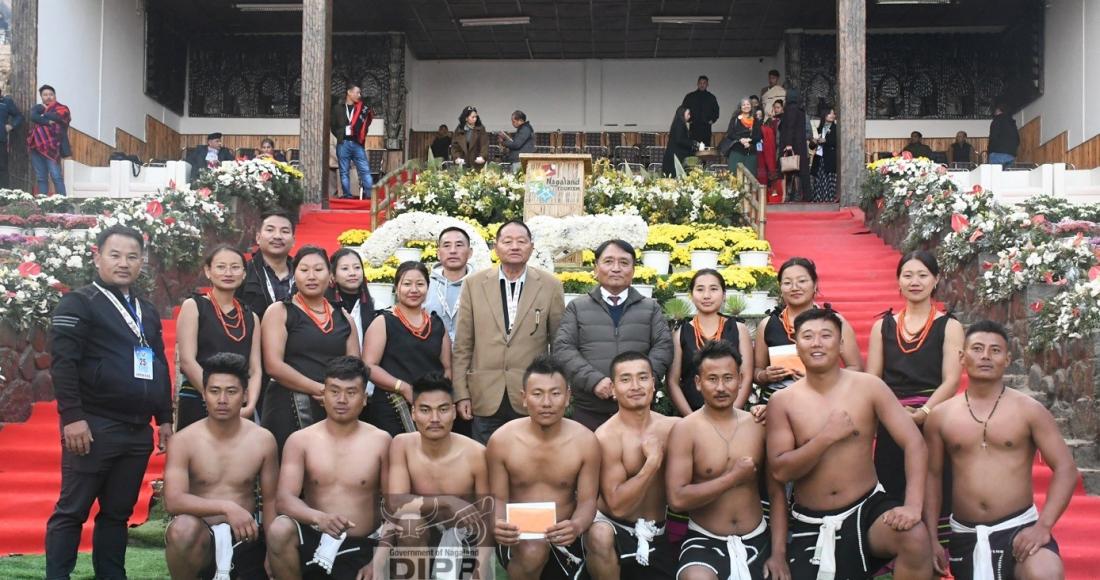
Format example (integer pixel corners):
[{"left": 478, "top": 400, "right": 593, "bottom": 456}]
[{"left": 767, "top": 209, "right": 1100, "bottom": 579}]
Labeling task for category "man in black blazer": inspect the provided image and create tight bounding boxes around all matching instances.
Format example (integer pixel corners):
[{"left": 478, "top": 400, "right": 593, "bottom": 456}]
[{"left": 185, "top": 132, "right": 235, "bottom": 181}]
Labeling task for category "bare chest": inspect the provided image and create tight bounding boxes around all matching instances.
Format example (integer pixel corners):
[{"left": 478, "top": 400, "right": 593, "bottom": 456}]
[
  {"left": 190, "top": 447, "right": 261, "bottom": 490},
  {"left": 409, "top": 453, "right": 476, "bottom": 496},
  {"left": 692, "top": 425, "right": 763, "bottom": 481},
  {"left": 306, "top": 444, "right": 382, "bottom": 489},
  {"left": 507, "top": 446, "right": 582, "bottom": 490}
]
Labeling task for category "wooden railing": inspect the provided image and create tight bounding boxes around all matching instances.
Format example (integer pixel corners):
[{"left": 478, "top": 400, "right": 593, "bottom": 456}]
[
  {"left": 737, "top": 164, "right": 767, "bottom": 240},
  {"left": 369, "top": 160, "right": 419, "bottom": 229}
]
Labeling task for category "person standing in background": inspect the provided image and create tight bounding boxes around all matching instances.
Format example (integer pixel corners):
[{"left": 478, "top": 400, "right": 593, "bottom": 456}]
[
  {"left": 498, "top": 110, "right": 536, "bottom": 165},
  {"left": 681, "top": 76, "right": 720, "bottom": 147},
  {"left": 662, "top": 106, "right": 695, "bottom": 177},
  {"left": 331, "top": 81, "right": 374, "bottom": 199},
  {"left": 27, "top": 84, "right": 70, "bottom": 195},
  {"left": 429, "top": 124, "right": 452, "bottom": 160},
  {"left": 988, "top": 102, "right": 1020, "bottom": 168},
  {"left": 761, "top": 70, "right": 786, "bottom": 120},
  {"left": 722, "top": 97, "right": 761, "bottom": 175},
  {"left": 0, "top": 87, "right": 24, "bottom": 188},
  {"left": 777, "top": 89, "right": 810, "bottom": 202},
  {"left": 811, "top": 107, "right": 839, "bottom": 203},
  {"left": 451, "top": 105, "right": 489, "bottom": 171}
]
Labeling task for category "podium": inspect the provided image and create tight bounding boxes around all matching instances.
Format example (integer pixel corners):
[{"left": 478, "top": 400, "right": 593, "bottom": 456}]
[{"left": 519, "top": 153, "right": 593, "bottom": 220}]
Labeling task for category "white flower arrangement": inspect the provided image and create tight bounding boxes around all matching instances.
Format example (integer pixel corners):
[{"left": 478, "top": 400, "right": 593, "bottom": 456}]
[
  {"left": 527, "top": 214, "right": 647, "bottom": 272},
  {"left": 0, "top": 264, "right": 65, "bottom": 331},
  {"left": 978, "top": 236, "right": 1098, "bottom": 303},
  {"left": 192, "top": 158, "right": 304, "bottom": 211},
  {"left": 357, "top": 212, "right": 493, "bottom": 271},
  {"left": 1030, "top": 275, "right": 1100, "bottom": 348},
  {"left": 863, "top": 155, "right": 956, "bottom": 224}
]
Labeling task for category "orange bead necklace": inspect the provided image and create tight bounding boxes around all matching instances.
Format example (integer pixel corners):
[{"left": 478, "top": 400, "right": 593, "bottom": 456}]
[
  {"left": 205, "top": 289, "right": 247, "bottom": 343},
  {"left": 692, "top": 314, "right": 727, "bottom": 349},
  {"left": 395, "top": 306, "right": 432, "bottom": 341},
  {"left": 895, "top": 306, "right": 936, "bottom": 354},
  {"left": 294, "top": 293, "right": 334, "bottom": 334}
]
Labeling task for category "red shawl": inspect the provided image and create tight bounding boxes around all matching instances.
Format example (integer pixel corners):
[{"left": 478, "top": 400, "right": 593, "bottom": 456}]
[{"left": 27, "top": 102, "right": 71, "bottom": 161}]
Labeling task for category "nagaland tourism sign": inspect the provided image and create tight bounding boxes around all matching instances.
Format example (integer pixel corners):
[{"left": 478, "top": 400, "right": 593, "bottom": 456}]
[{"left": 520, "top": 153, "right": 592, "bottom": 220}]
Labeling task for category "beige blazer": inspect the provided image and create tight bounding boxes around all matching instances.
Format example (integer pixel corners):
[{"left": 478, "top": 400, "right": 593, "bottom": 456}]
[{"left": 452, "top": 266, "right": 565, "bottom": 417}]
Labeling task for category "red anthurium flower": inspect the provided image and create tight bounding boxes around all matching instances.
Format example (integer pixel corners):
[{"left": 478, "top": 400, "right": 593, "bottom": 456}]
[
  {"left": 972, "top": 184, "right": 983, "bottom": 194},
  {"left": 17, "top": 261, "right": 41, "bottom": 277},
  {"left": 146, "top": 200, "right": 164, "bottom": 218},
  {"left": 925, "top": 195, "right": 934, "bottom": 203},
  {"left": 198, "top": 187, "right": 212, "bottom": 198},
  {"left": 50, "top": 281, "right": 70, "bottom": 293},
  {"left": 261, "top": 172, "right": 272, "bottom": 182},
  {"left": 901, "top": 151, "right": 913, "bottom": 160},
  {"left": 1089, "top": 266, "right": 1100, "bottom": 281},
  {"left": 982, "top": 261, "right": 994, "bottom": 270},
  {"left": 1073, "top": 307, "right": 1081, "bottom": 317},
  {"left": 1030, "top": 301, "right": 1043, "bottom": 313},
  {"left": 1031, "top": 214, "right": 1047, "bottom": 225},
  {"left": 1011, "top": 262, "right": 1022, "bottom": 273},
  {"left": 168, "top": 179, "right": 176, "bottom": 190},
  {"left": 164, "top": 217, "right": 177, "bottom": 226},
  {"left": 951, "top": 214, "right": 970, "bottom": 232},
  {"left": 876, "top": 198, "right": 884, "bottom": 209},
  {"left": 1043, "top": 272, "right": 1055, "bottom": 284},
  {"left": 969, "top": 229, "right": 985, "bottom": 243},
  {"left": 1073, "top": 233, "right": 1084, "bottom": 247}
]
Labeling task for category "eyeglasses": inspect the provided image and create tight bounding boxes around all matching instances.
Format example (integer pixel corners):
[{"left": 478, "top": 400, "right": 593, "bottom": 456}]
[{"left": 210, "top": 264, "right": 245, "bottom": 274}]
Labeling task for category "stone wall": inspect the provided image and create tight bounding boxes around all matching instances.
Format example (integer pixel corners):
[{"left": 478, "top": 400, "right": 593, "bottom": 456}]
[
  {"left": 865, "top": 205, "right": 1100, "bottom": 493},
  {"left": 0, "top": 325, "right": 51, "bottom": 423}
]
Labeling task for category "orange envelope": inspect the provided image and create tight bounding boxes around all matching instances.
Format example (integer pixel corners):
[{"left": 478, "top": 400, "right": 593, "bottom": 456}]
[
  {"left": 768, "top": 344, "right": 805, "bottom": 375},
  {"left": 507, "top": 502, "right": 556, "bottom": 539}
]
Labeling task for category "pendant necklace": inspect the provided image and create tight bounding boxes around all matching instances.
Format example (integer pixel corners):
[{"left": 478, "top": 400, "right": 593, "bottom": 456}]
[{"left": 964, "top": 386, "right": 1006, "bottom": 449}]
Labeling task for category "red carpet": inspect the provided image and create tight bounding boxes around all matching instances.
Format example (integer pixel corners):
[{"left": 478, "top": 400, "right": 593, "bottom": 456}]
[
  {"left": 0, "top": 321, "right": 174, "bottom": 555},
  {"left": 768, "top": 209, "right": 1100, "bottom": 579},
  {"left": 293, "top": 209, "right": 373, "bottom": 254}
]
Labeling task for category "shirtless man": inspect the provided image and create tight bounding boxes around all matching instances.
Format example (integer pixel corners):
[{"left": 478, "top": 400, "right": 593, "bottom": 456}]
[
  {"left": 164, "top": 353, "right": 278, "bottom": 580},
  {"left": 924, "top": 320, "right": 1078, "bottom": 580},
  {"left": 767, "top": 309, "right": 932, "bottom": 580},
  {"left": 267, "top": 356, "right": 390, "bottom": 580},
  {"left": 667, "top": 341, "right": 789, "bottom": 580},
  {"left": 489, "top": 354, "right": 601, "bottom": 580},
  {"left": 586, "top": 351, "right": 679, "bottom": 580},
  {"left": 387, "top": 372, "right": 491, "bottom": 578}
]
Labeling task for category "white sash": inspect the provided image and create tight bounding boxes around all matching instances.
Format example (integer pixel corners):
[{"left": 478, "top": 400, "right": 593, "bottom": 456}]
[
  {"left": 949, "top": 505, "right": 1039, "bottom": 580},
  {"left": 790, "top": 483, "right": 885, "bottom": 580},
  {"left": 210, "top": 523, "right": 239, "bottom": 580},
  {"left": 593, "top": 511, "right": 665, "bottom": 566},
  {"left": 688, "top": 518, "right": 767, "bottom": 580},
  {"left": 92, "top": 282, "right": 145, "bottom": 344}
]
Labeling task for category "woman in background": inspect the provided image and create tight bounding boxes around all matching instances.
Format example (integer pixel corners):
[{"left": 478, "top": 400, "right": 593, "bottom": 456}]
[
  {"left": 450, "top": 106, "right": 489, "bottom": 170},
  {"left": 662, "top": 105, "right": 694, "bottom": 177},
  {"left": 257, "top": 138, "right": 287, "bottom": 162},
  {"left": 723, "top": 97, "right": 762, "bottom": 175},
  {"left": 811, "top": 107, "right": 838, "bottom": 202}
]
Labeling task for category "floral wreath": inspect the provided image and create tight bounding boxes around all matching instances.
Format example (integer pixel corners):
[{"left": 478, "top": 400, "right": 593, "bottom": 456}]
[
  {"left": 527, "top": 215, "right": 648, "bottom": 272},
  {"left": 357, "top": 212, "right": 493, "bottom": 270}
]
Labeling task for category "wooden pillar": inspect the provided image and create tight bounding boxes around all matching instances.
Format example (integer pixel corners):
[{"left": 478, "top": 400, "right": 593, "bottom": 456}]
[
  {"left": 9, "top": 0, "right": 38, "bottom": 191},
  {"left": 300, "top": 0, "right": 332, "bottom": 207},
  {"left": 837, "top": 0, "right": 866, "bottom": 207}
]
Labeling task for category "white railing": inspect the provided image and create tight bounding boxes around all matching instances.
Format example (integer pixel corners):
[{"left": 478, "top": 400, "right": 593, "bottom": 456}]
[
  {"left": 62, "top": 160, "right": 193, "bottom": 199},
  {"left": 947, "top": 163, "right": 1100, "bottom": 205}
]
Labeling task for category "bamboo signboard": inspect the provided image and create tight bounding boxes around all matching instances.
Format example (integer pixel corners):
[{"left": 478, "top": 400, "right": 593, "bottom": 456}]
[{"left": 520, "top": 153, "right": 593, "bottom": 220}]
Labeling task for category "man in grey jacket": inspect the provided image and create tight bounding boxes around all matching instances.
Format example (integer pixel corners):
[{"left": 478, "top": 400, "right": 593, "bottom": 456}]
[
  {"left": 498, "top": 110, "right": 535, "bottom": 163},
  {"left": 553, "top": 239, "right": 674, "bottom": 431}
]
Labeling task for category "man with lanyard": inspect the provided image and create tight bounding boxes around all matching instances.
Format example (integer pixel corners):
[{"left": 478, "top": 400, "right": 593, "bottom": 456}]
[
  {"left": 452, "top": 220, "right": 565, "bottom": 444},
  {"left": 426, "top": 226, "right": 474, "bottom": 342},
  {"left": 331, "top": 81, "right": 374, "bottom": 199},
  {"left": 46, "top": 225, "right": 173, "bottom": 580},
  {"left": 239, "top": 210, "right": 295, "bottom": 320}
]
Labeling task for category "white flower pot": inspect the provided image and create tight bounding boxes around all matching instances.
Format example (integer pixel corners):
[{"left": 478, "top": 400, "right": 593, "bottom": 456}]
[
  {"left": 744, "top": 291, "right": 776, "bottom": 315},
  {"left": 725, "top": 289, "right": 747, "bottom": 302},
  {"left": 642, "top": 250, "right": 671, "bottom": 275},
  {"left": 0, "top": 225, "right": 22, "bottom": 236},
  {"left": 394, "top": 247, "right": 422, "bottom": 264},
  {"left": 690, "top": 250, "right": 720, "bottom": 271},
  {"left": 633, "top": 284, "right": 654, "bottom": 298},
  {"left": 674, "top": 292, "right": 691, "bottom": 303},
  {"left": 738, "top": 251, "right": 770, "bottom": 267},
  {"left": 564, "top": 292, "right": 581, "bottom": 305},
  {"left": 67, "top": 228, "right": 92, "bottom": 240},
  {"left": 31, "top": 227, "right": 55, "bottom": 237},
  {"left": 367, "top": 282, "right": 394, "bottom": 309}
]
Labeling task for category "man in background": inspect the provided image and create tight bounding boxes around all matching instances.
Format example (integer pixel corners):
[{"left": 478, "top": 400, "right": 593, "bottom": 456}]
[
  {"left": 988, "top": 102, "right": 1020, "bottom": 168},
  {"left": 186, "top": 132, "right": 234, "bottom": 181},
  {"left": 331, "top": 81, "right": 374, "bottom": 199},
  {"left": 0, "top": 86, "right": 24, "bottom": 188},
  {"left": 682, "top": 76, "right": 720, "bottom": 146},
  {"left": 499, "top": 110, "right": 536, "bottom": 165},
  {"left": 761, "top": 70, "right": 786, "bottom": 120}
]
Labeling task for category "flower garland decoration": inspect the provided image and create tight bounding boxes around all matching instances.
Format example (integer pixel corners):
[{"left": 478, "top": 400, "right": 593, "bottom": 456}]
[
  {"left": 357, "top": 212, "right": 493, "bottom": 271},
  {"left": 192, "top": 158, "right": 305, "bottom": 212},
  {"left": 1030, "top": 270, "right": 1100, "bottom": 349},
  {"left": 861, "top": 154, "right": 957, "bottom": 225},
  {"left": 978, "top": 236, "right": 1099, "bottom": 304}
]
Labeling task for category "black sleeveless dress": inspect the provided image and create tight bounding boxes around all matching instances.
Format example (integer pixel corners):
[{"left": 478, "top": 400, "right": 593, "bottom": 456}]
[
  {"left": 875, "top": 311, "right": 954, "bottom": 536},
  {"left": 366, "top": 310, "right": 445, "bottom": 437},
  {"left": 176, "top": 294, "right": 256, "bottom": 431},
  {"left": 678, "top": 315, "right": 741, "bottom": 412},
  {"left": 261, "top": 300, "right": 351, "bottom": 454},
  {"left": 756, "top": 307, "right": 800, "bottom": 405}
]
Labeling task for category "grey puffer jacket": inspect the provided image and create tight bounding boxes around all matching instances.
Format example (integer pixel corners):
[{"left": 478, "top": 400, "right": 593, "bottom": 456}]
[{"left": 553, "top": 287, "right": 674, "bottom": 415}]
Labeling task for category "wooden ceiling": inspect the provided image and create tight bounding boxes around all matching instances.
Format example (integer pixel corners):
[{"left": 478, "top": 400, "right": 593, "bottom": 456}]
[{"left": 163, "top": 0, "right": 1040, "bottom": 59}]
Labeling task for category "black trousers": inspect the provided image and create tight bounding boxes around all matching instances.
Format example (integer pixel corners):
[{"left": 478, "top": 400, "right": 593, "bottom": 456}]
[
  {"left": 0, "top": 143, "right": 9, "bottom": 189},
  {"left": 45, "top": 414, "right": 153, "bottom": 580}
]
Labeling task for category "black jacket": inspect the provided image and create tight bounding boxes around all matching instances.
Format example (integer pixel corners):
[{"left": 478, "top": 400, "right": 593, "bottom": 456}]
[
  {"left": 0, "top": 95, "right": 24, "bottom": 143},
  {"left": 237, "top": 251, "right": 293, "bottom": 320},
  {"left": 988, "top": 113, "right": 1020, "bottom": 156},
  {"left": 682, "top": 89, "right": 720, "bottom": 144},
  {"left": 818, "top": 120, "right": 838, "bottom": 173},
  {"left": 185, "top": 145, "right": 235, "bottom": 180},
  {"left": 502, "top": 122, "right": 536, "bottom": 162},
  {"left": 721, "top": 115, "right": 762, "bottom": 157},
  {"left": 662, "top": 120, "right": 695, "bottom": 176},
  {"left": 49, "top": 280, "right": 171, "bottom": 426}
]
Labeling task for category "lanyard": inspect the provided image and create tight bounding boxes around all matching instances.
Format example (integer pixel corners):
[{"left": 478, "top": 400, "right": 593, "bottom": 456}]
[
  {"left": 93, "top": 282, "right": 147, "bottom": 345},
  {"left": 435, "top": 279, "right": 461, "bottom": 322},
  {"left": 504, "top": 279, "right": 523, "bottom": 334},
  {"left": 262, "top": 265, "right": 293, "bottom": 303},
  {"left": 346, "top": 104, "right": 355, "bottom": 123}
]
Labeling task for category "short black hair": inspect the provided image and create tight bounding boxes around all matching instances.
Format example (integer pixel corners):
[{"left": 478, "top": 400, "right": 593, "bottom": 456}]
[
  {"left": 911, "top": 131, "right": 923, "bottom": 139},
  {"left": 697, "top": 75, "right": 709, "bottom": 82},
  {"left": 523, "top": 354, "right": 567, "bottom": 389},
  {"left": 965, "top": 320, "right": 1009, "bottom": 345},
  {"left": 202, "top": 352, "right": 250, "bottom": 390},
  {"left": 293, "top": 245, "right": 330, "bottom": 271},
  {"left": 693, "top": 339, "right": 741, "bottom": 375},
  {"left": 395, "top": 261, "right": 430, "bottom": 289},
  {"left": 512, "top": 110, "right": 527, "bottom": 122},
  {"left": 39, "top": 84, "right": 56, "bottom": 94},
  {"left": 496, "top": 220, "right": 532, "bottom": 241},
  {"left": 610, "top": 351, "right": 653, "bottom": 378},
  {"left": 897, "top": 250, "right": 940, "bottom": 278},
  {"left": 96, "top": 224, "right": 144, "bottom": 251},
  {"left": 792, "top": 308, "right": 843, "bottom": 333},
  {"left": 594, "top": 239, "right": 636, "bottom": 264},
  {"left": 345, "top": 80, "right": 361, "bottom": 93},
  {"left": 768, "top": 69, "right": 780, "bottom": 77},
  {"left": 438, "top": 226, "right": 471, "bottom": 245},
  {"left": 413, "top": 372, "right": 455, "bottom": 400},
  {"left": 324, "top": 356, "right": 370, "bottom": 385},
  {"left": 260, "top": 209, "right": 296, "bottom": 233},
  {"left": 773, "top": 99, "right": 784, "bottom": 107}
]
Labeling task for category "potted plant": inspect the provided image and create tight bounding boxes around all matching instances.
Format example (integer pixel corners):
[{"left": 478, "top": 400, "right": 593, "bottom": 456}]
[
  {"left": 24, "top": 214, "right": 64, "bottom": 237},
  {"left": 0, "top": 214, "right": 27, "bottom": 236},
  {"left": 641, "top": 235, "right": 674, "bottom": 276},
  {"left": 364, "top": 265, "right": 397, "bottom": 309},
  {"left": 632, "top": 266, "right": 659, "bottom": 298},
  {"left": 745, "top": 271, "right": 779, "bottom": 314},
  {"left": 664, "top": 271, "right": 694, "bottom": 302},
  {"left": 661, "top": 297, "right": 695, "bottom": 323},
  {"left": 337, "top": 228, "right": 372, "bottom": 247},
  {"left": 720, "top": 265, "right": 757, "bottom": 304},
  {"left": 394, "top": 243, "right": 423, "bottom": 264},
  {"left": 722, "top": 293, "right": 747, "bottom": 316},
  {"left": 556, "top": 271, "right": 597, "bottom": 304},
  {"left": 735, "top": 239, "right": 771, "bottom": 267},
  {"left": 687, "top": 237, "right": 723, "bottom": 270}
]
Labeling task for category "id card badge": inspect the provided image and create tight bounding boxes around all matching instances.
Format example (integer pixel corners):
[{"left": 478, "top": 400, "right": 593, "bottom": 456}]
[
  {"left": 134, "top": 346, "right": 154, "bottom": 380},
  {"left": 345, "top": 126, "right": 352, "bottom": 136}
]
